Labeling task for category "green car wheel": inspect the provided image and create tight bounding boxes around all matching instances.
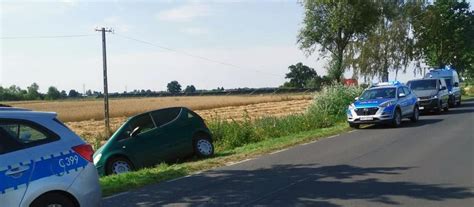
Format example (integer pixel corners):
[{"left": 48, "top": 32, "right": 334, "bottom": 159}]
[
  {"left": 106, "top": 157, "right": 134, "bottom": 175},
  {"left": 194, "top": 137, "right": 214, "bottom": 158}
]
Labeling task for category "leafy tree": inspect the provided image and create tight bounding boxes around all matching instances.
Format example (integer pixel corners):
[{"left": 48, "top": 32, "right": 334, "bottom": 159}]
[
  {"left": 298, "top": 0, "right": 379, "bottom": 82},
  {"left": 412, "top": 0, "right": 473, "bottom": 76},
  {"left": 167, "top": 81, "right": 182, "bottom": 94},
  {"left": 351, "top": 1, "right": 417, "bottom": 82},
  {"left": 26, "top": 83, "right": 41, "bottom": 100},
  {"left": 60, "top": 90, "right": 68, "bottom": 98},
  {"left": 305, "top": 75, "right": 333, "bottom": 89},
  {"left": 45, "top": 86, "right": 61, "bottom": 100},
  {"left": 68, "top": 89, "right": 80, "bottom": 98},
  {"left": 284, "top": 62, "right": 318, "bottom": 88},
  {"left": 184, "top": 85, "right": 197, "bottom": 93},
  {"left": 86, "top": 89, "right": 93, "bottom": 96}
]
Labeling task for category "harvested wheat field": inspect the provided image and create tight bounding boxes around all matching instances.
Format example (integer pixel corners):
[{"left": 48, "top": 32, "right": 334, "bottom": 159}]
[
  {"left": 8, "top": 94, "right": 314, "bottom": 145},
  {"left": 10, "top": 94, "right": 311, "bottom": 122}
]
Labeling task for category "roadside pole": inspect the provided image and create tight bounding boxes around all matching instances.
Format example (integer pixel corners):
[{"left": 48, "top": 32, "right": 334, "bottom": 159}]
[{"left": 96, "top": 27, "right": 113, "bottom": 137}]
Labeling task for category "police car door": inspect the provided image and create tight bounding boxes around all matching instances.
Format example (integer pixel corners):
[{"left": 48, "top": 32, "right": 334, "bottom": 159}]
[{"left": 0, "top": 120, "right": 35, "bottom": 207}]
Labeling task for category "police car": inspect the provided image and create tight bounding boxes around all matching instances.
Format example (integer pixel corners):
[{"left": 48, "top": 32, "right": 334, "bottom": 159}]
[
  {"left": 347, "top": 81, "right": 419, "bottom": 128},
  {"left": 0, "top": 107, "right": 101, "bottom": 207}
]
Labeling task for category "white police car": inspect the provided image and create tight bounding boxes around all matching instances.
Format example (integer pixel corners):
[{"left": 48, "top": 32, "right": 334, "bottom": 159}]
[
  {"left": 0, "top": 107, "right": 101, "bottom": 207},
  {"left": 347, "top": 81, "right": 419, "bottom": 128}
]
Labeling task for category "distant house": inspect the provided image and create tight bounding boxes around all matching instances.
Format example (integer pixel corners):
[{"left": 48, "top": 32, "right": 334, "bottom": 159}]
[{"left": 343, "top": 78, "right": 358, "bottom": 86}]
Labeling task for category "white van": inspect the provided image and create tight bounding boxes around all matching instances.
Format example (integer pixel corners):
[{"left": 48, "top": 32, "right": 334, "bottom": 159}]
[{"left": 424, "top": 66, "right": 462, "bottom": 107}]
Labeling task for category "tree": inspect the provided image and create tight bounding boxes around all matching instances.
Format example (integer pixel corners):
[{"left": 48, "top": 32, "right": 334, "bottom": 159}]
[
  {"left": 412, "top": 0, "right": 473, "bottom": 76},
  {"left": 86, "top": 89, "right": 93, "bottom": 96},
  {"left": 167, "top": 81, "right": 182, "bottom": 94},
  {"left": 351, "top": 1, "right": 417, "bottom": 82},
  {"left": 283, "top": 62, "right": 318, "bottom": 88},
  {"left": 45, "top": 86, "right": 61, "bottom": 100},
  {"left": 26, "top": 83, "right": 41, "bottom": 100},
  {"left": 68, "top": 89, "right": 80, "bottom": 98},
  {"left": 184, "top": 85, "right": 196, "bottom": 93},
  {"left": 60, "top": 90, "right": 68, "bottom": 98},
  {"left": 298, "top": 0, "right": 379, "bottom": 82}
]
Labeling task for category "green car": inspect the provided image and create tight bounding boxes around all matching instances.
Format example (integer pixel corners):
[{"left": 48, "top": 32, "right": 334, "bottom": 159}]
[{"left": 93, "top": 107, "right": 214, "bottom": 176}]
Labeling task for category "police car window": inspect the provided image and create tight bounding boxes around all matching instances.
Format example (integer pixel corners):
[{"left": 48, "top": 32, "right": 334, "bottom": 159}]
[
  {"left": 0, "top": 128, "right": 22, "bottom": 154},
  {"left": 403, "top": 87, "right": 411, "bottom": 95},
  {"left": 0, "top": 123, "right": 49, "bottom": 144},
  {"left": 360, "top": 88, "right": 396, "bottom": 100}
]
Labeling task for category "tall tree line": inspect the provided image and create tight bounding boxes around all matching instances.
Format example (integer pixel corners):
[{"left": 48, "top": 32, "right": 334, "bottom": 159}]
[{"left": 298, "top": 0, "right": 473, "bottom": 82}]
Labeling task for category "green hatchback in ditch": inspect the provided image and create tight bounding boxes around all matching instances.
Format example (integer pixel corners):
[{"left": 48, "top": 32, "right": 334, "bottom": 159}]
[{"left": 93, "top": 107, "right": 214, "bottom": 176}]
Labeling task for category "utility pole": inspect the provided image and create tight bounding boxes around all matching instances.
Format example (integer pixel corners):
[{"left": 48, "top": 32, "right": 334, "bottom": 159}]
[{"left": 96, "top": 27, "right": 113, "bottom": 137}]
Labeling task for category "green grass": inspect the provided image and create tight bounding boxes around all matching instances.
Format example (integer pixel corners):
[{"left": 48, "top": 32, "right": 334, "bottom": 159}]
[{"left": 100, "top": 122, "right": 351, "bottom": 197}]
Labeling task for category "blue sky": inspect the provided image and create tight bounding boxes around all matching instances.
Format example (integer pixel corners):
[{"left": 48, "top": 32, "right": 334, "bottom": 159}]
[{"left": 1, "top": 0, "right": 470, "bottom": 93}]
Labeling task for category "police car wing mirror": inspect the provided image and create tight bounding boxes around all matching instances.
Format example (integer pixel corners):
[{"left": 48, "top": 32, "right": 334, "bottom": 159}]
[
  {"left": 398, "top": 93, "right": 406, "bottom": 98},
  {"left": 355, "top": 97, "right": 359, "bottom": 101},
  {"left": 130, "top": 127, "right": 141, "bottom": 137},
  {"left": 454, "top": 82, "right": 459, "bottom": 87},
  {"left": 440, "top": 86, "right": 447, "bottom": 91}
]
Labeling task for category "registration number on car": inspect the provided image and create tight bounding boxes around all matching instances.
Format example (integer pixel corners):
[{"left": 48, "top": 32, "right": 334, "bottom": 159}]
[
  {"left": 419, "top": 106, "right": 424, "bottom": 110},
  {"left": 360, "top": 117, "right": 373, "bottom": 121}
]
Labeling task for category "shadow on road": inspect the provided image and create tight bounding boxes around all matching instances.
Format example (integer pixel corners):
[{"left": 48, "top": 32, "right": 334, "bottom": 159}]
[
  {"left": 361, "top": 118, "right": 444, "bottom": 130},
  {"left": 107, "top": 164, "right": 474, "bottom": 206}
]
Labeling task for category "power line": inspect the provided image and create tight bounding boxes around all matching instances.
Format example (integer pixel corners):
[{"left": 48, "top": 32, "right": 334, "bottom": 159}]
[
  {"left": 113, "top": 33, "right": 281, "bottom": 77},
  {"left": 0, "top": 34, "right": 97, "bottom": 39}
]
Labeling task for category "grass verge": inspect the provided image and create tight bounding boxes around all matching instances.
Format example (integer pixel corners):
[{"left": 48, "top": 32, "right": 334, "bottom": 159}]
[
  {"left": 100, "top": 122, "right": 351, "bottom": 197},
  {"left": 461, "top": 95, "right": 474, "bottom": 101}
]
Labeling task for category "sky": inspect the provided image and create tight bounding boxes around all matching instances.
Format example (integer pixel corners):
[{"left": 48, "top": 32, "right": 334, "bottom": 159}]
[{"left": 1, "top": 0, "right": 471, "bottom": 93}]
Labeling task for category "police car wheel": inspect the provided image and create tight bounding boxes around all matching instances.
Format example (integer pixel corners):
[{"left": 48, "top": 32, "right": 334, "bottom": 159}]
[
  {"left": 410, "top": 107, "right": 419, "bottom": 122},
  {"left": 30, "top": 192, "right": 77, "bottom": 207},
  {"left": 392, "top": 109, "right": 402, "bottom": 128},
  {"left": 106, "top": 157, "right": 134, "bottom": 175}
]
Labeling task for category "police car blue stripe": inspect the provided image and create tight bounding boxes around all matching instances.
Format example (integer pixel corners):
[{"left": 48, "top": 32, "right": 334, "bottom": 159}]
[{"left": 0, "top": 151, "right": 89, "bottom": 194}]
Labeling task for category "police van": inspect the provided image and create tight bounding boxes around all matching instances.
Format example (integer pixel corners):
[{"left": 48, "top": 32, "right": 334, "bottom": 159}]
[
  {"left": 0, "top": 107, "right": 101, "bottom": 207},
  {"left": 425, "top": 66, "right": 462, "bottom": 107}
]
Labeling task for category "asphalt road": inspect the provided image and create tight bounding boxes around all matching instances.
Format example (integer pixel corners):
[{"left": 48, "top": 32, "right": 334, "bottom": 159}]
[{"left": 103, "top": 100, "right": 474, "bottom": 207}]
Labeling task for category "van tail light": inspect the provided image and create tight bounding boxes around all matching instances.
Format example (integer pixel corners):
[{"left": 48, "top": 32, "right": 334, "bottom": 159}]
[{"left": 72, "top": 144, "right": 94, "bottom": 162}]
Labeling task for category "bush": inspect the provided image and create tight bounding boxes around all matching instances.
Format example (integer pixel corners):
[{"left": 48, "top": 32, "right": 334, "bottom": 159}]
[{"left": 208, "top": 85, "right": 363, "bottom": 151}]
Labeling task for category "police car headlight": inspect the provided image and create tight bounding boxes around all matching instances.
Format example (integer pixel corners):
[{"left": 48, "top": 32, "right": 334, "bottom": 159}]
[
  {"left": 348, "top": 103, "right": 355, "bottom": 110},
  {"left": 417, "top": 98, "right": 420, "bottom": 101},
  {"left": 93, "top": 153, "right": 102, "bottom": 164},
  {"left": 430, "top": 95, "right": 438, "bottom": 99},
  {"left": 449, "top": 91, "right": 452, "bottom": 94},
  {"left": 379, "top": 100, "right": 396, "bottom": 107}
]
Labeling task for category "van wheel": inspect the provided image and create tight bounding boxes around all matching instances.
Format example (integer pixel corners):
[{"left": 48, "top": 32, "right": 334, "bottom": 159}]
[
  {"left": 443, "top": 104, "right": 449, "bottom": 112},
  {"left": 391, "top": 109, "right": 402, "bottom": 128},
  {"left": 30, "top": 192, "right": 77, "bottom": 207},
  {"left": 410, "top": 106, "right": 419, "bottom": 122},
  {"left": 435, "top": 101, "right": 442, "bottom": 114},
  {"left": 194, "top": 136, "right": 214, "bottom": 158},
  {"left": 106, "top": 157, "right": 134, "bottom": 175}
]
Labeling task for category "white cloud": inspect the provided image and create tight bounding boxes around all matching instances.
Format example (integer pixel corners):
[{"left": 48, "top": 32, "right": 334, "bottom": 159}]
[
  {"left": 156, "top": 4, "right": 212, "bottom": 22},
  {"left": 181, "top": 27, "right": 210, "bottom": 35}
]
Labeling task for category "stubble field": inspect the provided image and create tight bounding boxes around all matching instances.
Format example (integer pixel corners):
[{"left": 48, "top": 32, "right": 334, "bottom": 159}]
[{"left": 9, "top": 94, "right": 313, "bottom": 144}]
